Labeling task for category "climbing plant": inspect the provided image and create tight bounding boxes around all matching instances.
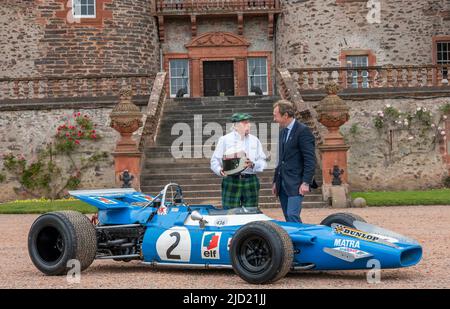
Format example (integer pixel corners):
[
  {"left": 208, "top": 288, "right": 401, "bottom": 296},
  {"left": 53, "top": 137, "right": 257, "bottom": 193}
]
[
  {"left": 1, "top": 113, "right": 109, "bottom": 199},
  {"left": 372, "top": 104, "right": 447, "bottom": 166}
]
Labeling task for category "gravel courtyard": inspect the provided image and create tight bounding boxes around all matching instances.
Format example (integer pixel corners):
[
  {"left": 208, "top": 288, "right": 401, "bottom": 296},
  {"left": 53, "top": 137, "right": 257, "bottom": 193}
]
[{"left": 0, "top": 206, "right": 449, "bottom": 289}]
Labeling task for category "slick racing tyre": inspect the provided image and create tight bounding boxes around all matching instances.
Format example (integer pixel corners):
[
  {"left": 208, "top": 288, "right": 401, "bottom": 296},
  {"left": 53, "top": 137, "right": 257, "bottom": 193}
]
[
  {"left": 230, "top": 221, "right": 293, "bottom": 284},
  {"left": 28, "top": 211, "right": 97, "bottom": 275},
  {"left": 320, "top": 212, "right": 367, "bottom": 229}
]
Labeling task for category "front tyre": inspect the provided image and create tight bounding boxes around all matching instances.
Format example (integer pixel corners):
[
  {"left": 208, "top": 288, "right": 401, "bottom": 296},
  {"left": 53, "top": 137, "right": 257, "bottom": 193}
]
[
  {"left": 28, "top": 211, "right": 97, "bottom": 275},
  {"left": 230, "top": 221, "right": 293, "bottom": 284},
  {"left": 320, "top": 212, "right": 367, "bottom": 229}
]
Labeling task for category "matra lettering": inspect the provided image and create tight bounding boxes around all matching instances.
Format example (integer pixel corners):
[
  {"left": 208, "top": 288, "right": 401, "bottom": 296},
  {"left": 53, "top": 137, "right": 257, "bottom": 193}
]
[{"left": 334, "top": 238, "right": 360, "bottom": 248}]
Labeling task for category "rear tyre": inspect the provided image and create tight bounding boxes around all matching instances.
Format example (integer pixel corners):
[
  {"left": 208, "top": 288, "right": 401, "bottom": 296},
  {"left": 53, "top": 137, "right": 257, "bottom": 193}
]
[
  {"left": 230, "top": 221, "right": 293, "bottom": 284},
  {"left": 28, "top": 211, "right": 97, "bottom": 275},
  {"left": 320, "top": 212, "right": 367, "bottom": 229}
]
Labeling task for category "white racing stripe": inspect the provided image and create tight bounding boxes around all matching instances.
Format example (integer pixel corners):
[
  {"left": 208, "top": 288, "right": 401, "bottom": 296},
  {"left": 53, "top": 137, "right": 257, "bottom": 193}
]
[{"left": 184, "top": 214, "right": 273, "bottom": 227}]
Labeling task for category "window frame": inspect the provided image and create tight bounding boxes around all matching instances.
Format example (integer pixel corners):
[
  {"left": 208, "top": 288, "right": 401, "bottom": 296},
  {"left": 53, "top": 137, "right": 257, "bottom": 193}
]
[
  {"left": 340, "top": 49, "right": 376, "bottom": 89},
  {"left": 346, "top": 55, "right": 370, "bottom": 88},
  {"left": 434, "top": 37, "right": 450, "bottom": 80},
  {"left": 72, "top": 0, "right": 97, "bottom": 19},
  {"left": 169, "top": 59, "right": 190, "bottom": 98},
  {"left": 247, "top": 57, "right": 268, "bottom": 96}
]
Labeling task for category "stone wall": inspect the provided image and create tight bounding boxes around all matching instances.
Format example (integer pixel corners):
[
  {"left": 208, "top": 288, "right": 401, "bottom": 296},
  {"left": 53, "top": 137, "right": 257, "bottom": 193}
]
[
  {"left": 333, "top": 96, "right": 450, "bottom": 191},
  {"left": 0, "top": 1, "right": 43, "bottom": 78},
  {"left": 1, "top": 0, "right": 160, "bottom": 77},
  {"left": 0, "top": 107, "right": 120, "bottom": 202},
  {"left": 163, "top": 16, "right": 274, "bottom": 53},
  {"left": 277, "top": 0, "right": 450, "bottom": 68}
]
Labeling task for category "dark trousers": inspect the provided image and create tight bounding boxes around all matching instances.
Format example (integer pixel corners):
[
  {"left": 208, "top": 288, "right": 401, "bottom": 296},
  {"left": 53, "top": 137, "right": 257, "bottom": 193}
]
[{"left": 279, "top": 182, "right": 303, "bottom": 223}]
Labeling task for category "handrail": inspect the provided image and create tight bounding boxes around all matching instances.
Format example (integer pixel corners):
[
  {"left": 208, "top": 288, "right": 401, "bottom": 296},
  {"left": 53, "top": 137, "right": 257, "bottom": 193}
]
[{"left": 138, "top": 71, "right": 168, "bottom": 152}]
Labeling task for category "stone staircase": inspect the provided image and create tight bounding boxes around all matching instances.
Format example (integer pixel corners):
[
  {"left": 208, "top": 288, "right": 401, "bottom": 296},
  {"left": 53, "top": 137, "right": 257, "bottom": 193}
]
[{"left": 140, "top": 95, "right": 326, "bottom": 208}]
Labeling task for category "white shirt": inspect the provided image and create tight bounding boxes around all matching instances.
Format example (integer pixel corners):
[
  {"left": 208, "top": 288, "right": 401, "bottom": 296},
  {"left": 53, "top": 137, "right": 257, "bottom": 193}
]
[
  {"left": 210, "top": 130, "right": 267, "bottom": 177},
  {"left": 285, "top": 118, "right": 296, "bottom": 142}
]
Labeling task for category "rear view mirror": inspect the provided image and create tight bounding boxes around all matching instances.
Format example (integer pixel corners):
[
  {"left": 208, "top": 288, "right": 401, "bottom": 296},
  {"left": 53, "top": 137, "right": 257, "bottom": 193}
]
[
  {"left": 191, "top": 211, "right": 203, "bottom": 221},
  {"left": 191, "top": 211, "right": 207, "bottom": 229}
]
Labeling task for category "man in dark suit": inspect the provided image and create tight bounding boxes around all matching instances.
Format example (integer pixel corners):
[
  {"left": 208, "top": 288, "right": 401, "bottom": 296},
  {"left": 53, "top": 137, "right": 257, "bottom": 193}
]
[{"left": 272, "top": 100, "right": 316, "bottom": 223}]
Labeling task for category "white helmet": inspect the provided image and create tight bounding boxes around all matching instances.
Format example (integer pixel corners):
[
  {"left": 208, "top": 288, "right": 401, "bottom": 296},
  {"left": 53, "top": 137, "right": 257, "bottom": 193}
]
[{"left": 222, "top": 146, "right": 248, "bottom": 176}]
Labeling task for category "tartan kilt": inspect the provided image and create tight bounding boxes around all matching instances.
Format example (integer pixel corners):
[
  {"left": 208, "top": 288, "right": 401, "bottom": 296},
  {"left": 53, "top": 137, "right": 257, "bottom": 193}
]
[{"left": 221, "top": 175, "right": 260, "bottom": 209}]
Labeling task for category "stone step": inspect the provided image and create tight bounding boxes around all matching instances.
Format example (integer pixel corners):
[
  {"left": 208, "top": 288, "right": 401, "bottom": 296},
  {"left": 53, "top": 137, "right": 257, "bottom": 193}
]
[
  {"left": 180, "top": 190, "right": 324, "bottom": 202},
  {"left": 164, "top": 106, "right": 275, "bottom": 114},
  {"left": 162, "top": 110, "right": 274, "bottom": 119},
  {"left": 144, "top": 143, "right": 278, "bottom": 155},
  {"left": 142, "top": 169, "right": 273, "bottom": 180},
  {"left": 167, "top": 95, "right": 279, "bottom": 106},
  {"left": 158, "top": 118, "right": 275, "bottom": 129},
  {"left": 154, "top": 134, "right": 279, "bottom": 144},
  {"left": 141, "top": 182, "right": 275, "bottom": 191},
  {"left": 179, "top": 199, "right": 327, "bottom": 209}
]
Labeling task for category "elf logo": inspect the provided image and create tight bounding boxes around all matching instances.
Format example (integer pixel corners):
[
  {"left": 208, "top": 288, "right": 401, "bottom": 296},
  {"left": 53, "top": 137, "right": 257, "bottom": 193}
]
[{"left": 201, "top": 232, "right": 221, "bottom": 259}]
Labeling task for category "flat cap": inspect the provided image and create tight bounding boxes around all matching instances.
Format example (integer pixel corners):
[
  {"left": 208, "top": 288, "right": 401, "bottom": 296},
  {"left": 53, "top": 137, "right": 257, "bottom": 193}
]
[{"left": 230, "top": 113, "right": 253, "bottom": 123}]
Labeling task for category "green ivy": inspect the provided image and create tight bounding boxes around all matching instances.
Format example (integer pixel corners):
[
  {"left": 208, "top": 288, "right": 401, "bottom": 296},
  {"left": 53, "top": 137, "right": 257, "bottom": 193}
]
[
  {"left": 349, "top": 123, "right": 360, "bottom": 135},
  {"left": 439, "top": 103, "right": 450, "bottom": 114}
]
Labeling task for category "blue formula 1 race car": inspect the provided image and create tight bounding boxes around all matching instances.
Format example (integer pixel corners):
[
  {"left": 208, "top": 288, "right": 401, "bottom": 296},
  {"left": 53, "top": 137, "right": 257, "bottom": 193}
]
[{"left": 28, "top": 183, "right": 422, "bottom": 284}]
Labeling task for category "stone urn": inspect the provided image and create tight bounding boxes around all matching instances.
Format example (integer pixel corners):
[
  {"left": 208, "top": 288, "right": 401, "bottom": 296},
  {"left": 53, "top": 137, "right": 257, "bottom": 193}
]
[
  {"left": 317, "top": 82, "right": 351, "bottom": 208},
  {"left": 110, "top": 89, "right": 143, "bottom": 153},
  {"left": 316, "top": 83, "right": 350, "bottom": 145}
]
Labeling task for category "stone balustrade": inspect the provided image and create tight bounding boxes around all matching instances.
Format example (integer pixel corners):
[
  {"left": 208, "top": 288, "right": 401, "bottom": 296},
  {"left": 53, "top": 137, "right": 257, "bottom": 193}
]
[
  {"left": 289, "top": 65, "right": 450, "bottom": 91},
  {"left": 154, "top": 0, "right": 280, "bottom": 14},
  {"left": 138, "top": 72, "right": 169, "bottom": 151},
  {"left": 0, "top": 74, "right": 155, "bottom": 101}
]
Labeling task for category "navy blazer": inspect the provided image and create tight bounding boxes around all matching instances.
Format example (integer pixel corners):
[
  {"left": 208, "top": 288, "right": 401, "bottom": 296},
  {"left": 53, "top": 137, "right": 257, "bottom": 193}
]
[{"left": 273, "top": 120, "right": 316, "bottom": 197}]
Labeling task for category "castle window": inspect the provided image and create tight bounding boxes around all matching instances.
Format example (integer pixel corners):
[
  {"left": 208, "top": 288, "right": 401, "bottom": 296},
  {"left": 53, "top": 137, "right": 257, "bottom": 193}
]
[
  {"left": 169, "top": 59, "right": 190, "bottom": 98},
  {"left": 437, "top": 41, "right": 450, "bottom": 79},
  {"left": 346, "top": 55, "right": 369, "bottom": 88},
  {"left": 73, "top": 0, "right": 96, "bottom": 18},
  {"left": 247, "top": 57, "right": 268, "bottom": 95}
]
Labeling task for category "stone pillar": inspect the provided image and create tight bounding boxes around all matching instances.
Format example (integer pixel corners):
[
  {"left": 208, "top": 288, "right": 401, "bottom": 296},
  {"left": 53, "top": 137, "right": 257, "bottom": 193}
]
[
  {"left": 191, "top": 58, "right": 201, "bottom": 97},
  {"left": 110, "top": 89, "right": 143, "bottom": 190},
  {"left": 236, "top": 57, "right": 247, "bottom": 96},
  {"left": 316, "top": 83, "right": 351, "bottom": 208}
]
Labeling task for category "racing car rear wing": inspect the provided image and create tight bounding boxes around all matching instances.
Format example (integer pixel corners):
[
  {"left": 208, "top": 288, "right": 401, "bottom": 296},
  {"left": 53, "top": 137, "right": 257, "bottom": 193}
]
[
  {"left": 68, "top": 188, "right": 155, "bottom": 210},
  {"left": 68, "top": 188, "right": 137, "bottom": 196}
]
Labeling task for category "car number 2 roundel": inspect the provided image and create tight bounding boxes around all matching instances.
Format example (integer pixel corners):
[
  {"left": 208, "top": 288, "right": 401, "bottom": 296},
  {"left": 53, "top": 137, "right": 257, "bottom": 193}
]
[{"left": 156, "top": 227, "right": 191, "bottom": 262}]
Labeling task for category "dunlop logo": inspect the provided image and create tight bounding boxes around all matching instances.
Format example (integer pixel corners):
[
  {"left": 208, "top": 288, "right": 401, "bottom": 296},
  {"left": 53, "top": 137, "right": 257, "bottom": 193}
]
[{"left": 333, "top": 224, "right": 381, "bottom": 242}]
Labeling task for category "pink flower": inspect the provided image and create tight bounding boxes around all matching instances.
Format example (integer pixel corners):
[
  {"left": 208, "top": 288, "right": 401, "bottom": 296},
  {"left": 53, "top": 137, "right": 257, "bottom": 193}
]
[{"left": 75, "top": 140, "right": 80, "bottom": 145}]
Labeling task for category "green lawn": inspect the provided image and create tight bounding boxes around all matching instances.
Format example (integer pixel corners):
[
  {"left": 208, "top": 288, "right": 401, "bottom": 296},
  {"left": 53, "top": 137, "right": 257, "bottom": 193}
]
[
  {"left": 0, "top": 200, "right": 97, "bottom": 214},
  {"left": 351, "top": 189, "right": 450, "bottom": 206}
]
